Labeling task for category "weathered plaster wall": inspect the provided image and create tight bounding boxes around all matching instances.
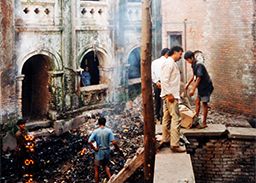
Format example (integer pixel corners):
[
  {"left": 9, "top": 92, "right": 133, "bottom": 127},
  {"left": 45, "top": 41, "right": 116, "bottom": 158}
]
[
  {"left": 162, "top": 0, "right": 256, "bottom": 116},
  {"left": 0, "top": 0, "right": 16, "bottom": 123},
  {"left": 1, "top": 0, "right": 147, "bottom": 124}
]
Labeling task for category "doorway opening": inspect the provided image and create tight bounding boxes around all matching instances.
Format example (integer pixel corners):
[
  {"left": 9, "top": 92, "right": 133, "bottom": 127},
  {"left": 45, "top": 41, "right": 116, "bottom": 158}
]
[{"left": 21, "top": 54, "right": 52, "bottom": 120}]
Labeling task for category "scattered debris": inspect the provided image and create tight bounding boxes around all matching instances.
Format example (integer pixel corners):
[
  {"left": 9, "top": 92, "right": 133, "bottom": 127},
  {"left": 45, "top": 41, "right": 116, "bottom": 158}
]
[
  {"left": 108, "top": 148, "right": 144, "bottom": 183},
  {"left": 1, "top": 95, "right": 252, "bottom": 182}
]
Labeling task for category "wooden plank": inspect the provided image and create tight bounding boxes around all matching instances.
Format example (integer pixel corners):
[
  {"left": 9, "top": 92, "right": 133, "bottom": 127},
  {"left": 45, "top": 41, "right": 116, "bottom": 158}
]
[{"left": 108, "top": 148, "right": 144, "bottom": 183}]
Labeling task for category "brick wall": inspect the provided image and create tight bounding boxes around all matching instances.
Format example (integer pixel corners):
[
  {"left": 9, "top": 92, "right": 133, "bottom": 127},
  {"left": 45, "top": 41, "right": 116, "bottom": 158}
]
[
  {"left": 186, "top": 134, "right": 256, "bottom": 183},
  {"left": 162, "top": 0, "right": 256, "bottom": 116},
  {"left": 0, "top": 0, "right": 16, "bottom": 123}
]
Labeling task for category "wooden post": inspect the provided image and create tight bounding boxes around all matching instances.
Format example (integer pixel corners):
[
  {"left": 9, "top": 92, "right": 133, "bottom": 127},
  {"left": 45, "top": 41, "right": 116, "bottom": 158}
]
[{"left": 141, "top": 0, "right": 155, "bottom": 182}]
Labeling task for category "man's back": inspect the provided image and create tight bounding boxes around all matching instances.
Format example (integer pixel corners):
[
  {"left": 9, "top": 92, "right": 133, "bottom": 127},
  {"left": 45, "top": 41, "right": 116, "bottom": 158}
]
[
  {"left": 89, "top": 127, "right": 114, "bottom": 149},
  {"left": 192, "top": 63, "right": 213, "bottom": 96}
]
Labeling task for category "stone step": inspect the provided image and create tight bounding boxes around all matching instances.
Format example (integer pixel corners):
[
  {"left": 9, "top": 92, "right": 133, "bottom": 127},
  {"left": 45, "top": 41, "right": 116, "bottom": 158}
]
[
  {"left": 29, "top": 127, "right": 55, "bottom": 138},
  {"left": 154, "top": 147, "right": 195, "bottom": 183},
  {"left": 26, "top": 120, "right": 52, "bottom": 131}
]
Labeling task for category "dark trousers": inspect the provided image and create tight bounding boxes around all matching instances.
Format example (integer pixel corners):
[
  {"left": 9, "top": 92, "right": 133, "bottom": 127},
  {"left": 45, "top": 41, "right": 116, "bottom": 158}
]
[{"left": 153, "top": 85, "right": 163, "bottom": 121}]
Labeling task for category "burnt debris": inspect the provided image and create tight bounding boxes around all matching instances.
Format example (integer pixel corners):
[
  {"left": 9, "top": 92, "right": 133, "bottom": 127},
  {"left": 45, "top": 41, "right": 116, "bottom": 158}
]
[{"left": 1, "top": 98, "right": 145, "bottom": 183}]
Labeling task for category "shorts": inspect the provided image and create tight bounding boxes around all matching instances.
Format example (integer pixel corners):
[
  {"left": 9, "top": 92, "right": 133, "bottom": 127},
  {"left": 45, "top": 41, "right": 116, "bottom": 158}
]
[
  {"left": 198, "top": 83, "right": 214, "bottom": 103},
  {"left": 94, "top": 149, "right": 110, "bottom": 167},
  {"left": 94, "top": 157, "right": 110, "bottom": 167},
  {"left": 198, "top": 95, "right": 210, "bottom": 103}
]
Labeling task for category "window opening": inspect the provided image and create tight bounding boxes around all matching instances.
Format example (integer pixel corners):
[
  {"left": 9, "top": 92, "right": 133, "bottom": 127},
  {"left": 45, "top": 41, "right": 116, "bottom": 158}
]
[
  {"left": 168, "top": 32, "right": 185, "bottom": 82},
  {"left": 128, "top": 47, "right": 141, "bottom": 79},
  {"left": 169, "top": 32, "right": 182, "bottom": 48},
  {"left": 80, "top": 51, "right": 100, "bottom": 86}
]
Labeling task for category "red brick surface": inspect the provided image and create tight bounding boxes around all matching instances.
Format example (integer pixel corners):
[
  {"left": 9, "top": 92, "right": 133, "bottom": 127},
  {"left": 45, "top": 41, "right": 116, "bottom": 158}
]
[
  {"left": 187, "top": 137, "right": 255, "bottom": 183},
  {"left": 0, "top": 0, "right": 16, "bottom": 121},
  {"left": 162, "top": 0, "right": 256, "bottom": 116}
]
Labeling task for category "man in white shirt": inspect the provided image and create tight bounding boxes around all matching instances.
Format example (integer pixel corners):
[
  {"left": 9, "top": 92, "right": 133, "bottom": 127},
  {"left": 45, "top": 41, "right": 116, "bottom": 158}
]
[
  {"left": 160, "top": 46, "right": 185, "bottom": 153},
  {"left": 151, "top": 48, "right": 170, "bottom": 123}
]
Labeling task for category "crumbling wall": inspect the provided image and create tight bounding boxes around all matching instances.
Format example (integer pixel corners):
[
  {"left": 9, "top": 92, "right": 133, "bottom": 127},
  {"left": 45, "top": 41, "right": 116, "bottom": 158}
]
[
  {"left": 0, "top": 0, "right": 16, "bottom": 123},
  {"left": 162, "top": 0, "right": 256, "bottom": 116},
  {"left": 186, "top": 129, "right": 256, "bottom": 183}
]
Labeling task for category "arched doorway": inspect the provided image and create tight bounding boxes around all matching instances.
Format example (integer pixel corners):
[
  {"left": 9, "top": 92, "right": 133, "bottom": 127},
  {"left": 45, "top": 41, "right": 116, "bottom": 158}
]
[
  {"left": 21, "top": 54, "right": 52, "bottom": 120},
  {"left": 80, "top": 51, "right": 100, "bottom": 86},
  {"left": 128, "top": 47, "right": 141, "bottom": 79}
]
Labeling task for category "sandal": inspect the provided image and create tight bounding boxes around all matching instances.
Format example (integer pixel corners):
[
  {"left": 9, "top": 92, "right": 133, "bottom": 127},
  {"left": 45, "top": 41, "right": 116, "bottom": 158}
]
[
  {"left": 196, "top": 124, "right": 208, "bottom": 129},
  {"left": 194, "top": 117, "right": 208, "bottom": 129},
  {"left": 192, "top": 116, "right": 201, "bottom": 128}
]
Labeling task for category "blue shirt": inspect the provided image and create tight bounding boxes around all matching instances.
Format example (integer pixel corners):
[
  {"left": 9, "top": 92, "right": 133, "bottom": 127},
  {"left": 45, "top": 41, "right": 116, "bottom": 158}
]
[
  {"left": 81, "top": 71, "right": 91, "bottom": 86},
  {"left": 88, "top": 127, "right": 115, "bottom": 160}
]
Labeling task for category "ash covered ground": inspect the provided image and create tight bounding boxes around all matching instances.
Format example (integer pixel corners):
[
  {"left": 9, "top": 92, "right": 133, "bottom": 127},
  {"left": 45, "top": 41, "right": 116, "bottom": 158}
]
[
  {"left": 1, "top": 95, "right": 253, "bottom": 183},
  {"left": 1, "top": 97, "right": 144, "bottom": 183}
]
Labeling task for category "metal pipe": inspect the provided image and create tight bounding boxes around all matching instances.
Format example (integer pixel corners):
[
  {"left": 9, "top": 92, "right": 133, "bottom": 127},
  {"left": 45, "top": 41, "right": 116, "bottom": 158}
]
[{"left": 184, "top": 19, "right": 188, "bottom": 83}]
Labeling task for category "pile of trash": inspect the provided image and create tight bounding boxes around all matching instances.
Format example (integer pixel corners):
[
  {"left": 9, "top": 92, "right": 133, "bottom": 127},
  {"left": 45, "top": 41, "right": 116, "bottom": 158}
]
[{"left": 1, "top": 96, "right": 145, "bottom": 183}]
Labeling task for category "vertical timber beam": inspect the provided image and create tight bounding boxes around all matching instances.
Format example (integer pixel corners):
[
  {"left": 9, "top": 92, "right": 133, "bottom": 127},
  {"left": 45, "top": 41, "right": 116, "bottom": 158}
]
[{"left": 141, "top": 0, "right": 155, "bottom": 182}]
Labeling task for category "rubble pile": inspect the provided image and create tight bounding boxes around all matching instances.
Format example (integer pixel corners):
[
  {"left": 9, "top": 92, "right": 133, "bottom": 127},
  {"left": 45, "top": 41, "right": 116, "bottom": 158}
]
[
  {"left": 1, "top": 132, "right": 88, "bottom": 182},
  {"left": 207, "top": 110, "right": 252, "bottom": 127},
  {"left": 1, "top": 96, "right": 145, "bottom": 183},
  {"left": 1, "top": 95, "right": 253, "bottom": 182}
]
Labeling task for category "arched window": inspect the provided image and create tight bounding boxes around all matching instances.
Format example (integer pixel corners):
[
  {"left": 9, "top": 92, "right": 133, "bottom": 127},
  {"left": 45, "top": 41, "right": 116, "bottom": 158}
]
[
  {"left": 80, "top": 51, "right": 100, "bottom": 86},
  {"left": 128, "top": 47, "right": 141, "bottom": 79}
]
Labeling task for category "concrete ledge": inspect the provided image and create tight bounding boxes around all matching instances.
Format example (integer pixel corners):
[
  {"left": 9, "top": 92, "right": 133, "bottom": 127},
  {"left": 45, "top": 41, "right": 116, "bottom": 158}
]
[
  {"left": 26, "top": 120, "right": 52, "bottom": 130},
  {"left": 181, "top": 124, "right": 227, "bottom": 137},
  {"left": 128, "top": 78, "right": 141, "bottom": 85},
  {"left": 181, "top": 124, "right": 256, "bottom": 140},
  {"left": 80, "top": 84, "right": 108, "bottom": 92},
  {"left": 15, "top": 26, "right": 63, "bottom": 32},
  {"left": 30, "top": 128, "right": 55, "bottom": 138},
  {"left": 154, "top": 147, "right": 195, "bottom": 183},
  {"left": 227, "top": 127, "right": 256, "bottom": 139}
]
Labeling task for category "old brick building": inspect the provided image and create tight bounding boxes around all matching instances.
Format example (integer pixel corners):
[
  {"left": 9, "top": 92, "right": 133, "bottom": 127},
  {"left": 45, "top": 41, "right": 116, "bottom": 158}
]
[
  {"left": 1, "top": 0, "right": 255, "bottom": 126},
  {"left": 0, "top": 0, "right": 161, "bottom": 124},
  {"left": 162, "top": 0, "right": 256, "bottom": 116}
]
